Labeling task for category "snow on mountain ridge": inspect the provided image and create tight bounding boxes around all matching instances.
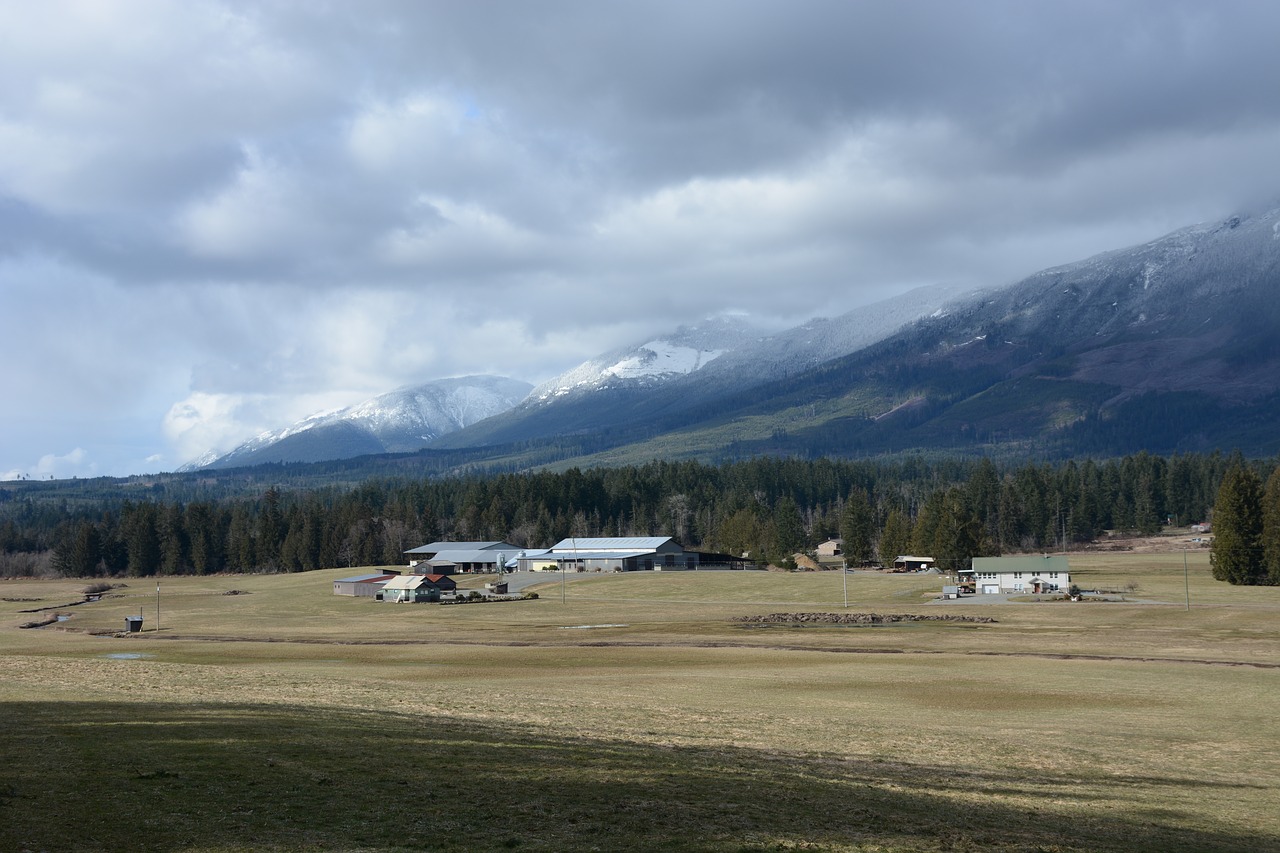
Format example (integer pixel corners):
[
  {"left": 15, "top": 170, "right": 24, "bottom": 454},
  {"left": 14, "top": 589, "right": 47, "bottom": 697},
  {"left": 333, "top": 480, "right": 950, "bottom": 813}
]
[
  {"left": 189, "top": 375, "right": 532, "bottom": 469},
  {"left": 532, "top": 317, "right": 758, "bottom": 402},
  {"left": 602, "top": 340, "right": 725, "bottom": 380}
]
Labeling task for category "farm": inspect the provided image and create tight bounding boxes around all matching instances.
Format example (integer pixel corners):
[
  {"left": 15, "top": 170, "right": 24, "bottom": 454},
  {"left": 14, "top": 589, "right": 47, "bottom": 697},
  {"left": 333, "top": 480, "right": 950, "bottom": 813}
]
[{"left": 2, "top": 551, "right": 1279, "bottom": 852}]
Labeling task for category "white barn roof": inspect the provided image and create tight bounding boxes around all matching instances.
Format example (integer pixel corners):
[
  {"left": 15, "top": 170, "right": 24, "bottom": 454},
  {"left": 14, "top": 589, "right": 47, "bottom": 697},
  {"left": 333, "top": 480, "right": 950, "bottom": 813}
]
[
  {"left": 549, "top": 536, "right": 675, "bottom": 552},
  {"left": 383, "top": 575, "right": 431, "bottom": 590},
  {"left": 425, "top": 549, "right": 509, "bottom": 564},
  {"left": 405, "top": 541, "right": 515, "bottom": 555}
]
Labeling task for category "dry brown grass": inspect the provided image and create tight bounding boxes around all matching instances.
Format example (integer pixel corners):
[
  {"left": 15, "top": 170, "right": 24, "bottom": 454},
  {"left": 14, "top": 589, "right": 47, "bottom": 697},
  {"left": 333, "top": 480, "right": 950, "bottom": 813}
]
[{"left": 2, "top": 552, "right": 1278, "bottom": 851}]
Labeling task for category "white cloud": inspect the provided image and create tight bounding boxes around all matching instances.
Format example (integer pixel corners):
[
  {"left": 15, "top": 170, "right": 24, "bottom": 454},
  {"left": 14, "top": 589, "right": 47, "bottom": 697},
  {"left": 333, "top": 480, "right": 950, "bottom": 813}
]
[
  {"left": 4, "top": 1, "right": 1280, "bottom": 477},
  {"left": 2, "top": 448, "right": 93, "bottom": 481}
]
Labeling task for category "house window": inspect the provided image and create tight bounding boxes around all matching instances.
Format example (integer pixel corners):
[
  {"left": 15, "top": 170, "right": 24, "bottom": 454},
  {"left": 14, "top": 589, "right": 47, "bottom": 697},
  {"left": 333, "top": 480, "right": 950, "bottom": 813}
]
[{"left": 1014, "top": 572, "right": 1021, "bottom": 579}]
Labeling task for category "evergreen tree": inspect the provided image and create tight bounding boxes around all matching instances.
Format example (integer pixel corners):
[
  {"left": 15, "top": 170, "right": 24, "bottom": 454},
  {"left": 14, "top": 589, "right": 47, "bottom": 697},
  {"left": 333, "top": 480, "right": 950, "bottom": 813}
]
[
  {"left": 931, "top": 489, "right": 982, "bottom": 574},
  {"left": 257, "top": 487, "right": 284, "bottom": 569},
  {"left": 124, "top": 503, "right": 162, "bottom": 577},
  {"left": 56, "top": 521, "right": 102, "bottom": 577},
  {"left": 839, "top": 490, "right": 874, "bottom": 566},
  {"left": 716, "top": 508, "right": 763, "bottom": 559},
  {"left": 1211, "top": 464, "right": 1265, "bottom": 585},
  {"left": 878, "top": 508, "right": 911, "bottom": 565},
  {"left": 770, "top": 497, "right": 805, "bottom": 560},
  {"left": 1262, "top": 468, "right": 1280, "bottom": 585},
  {"left": 1133, "top": 471, "right": 1162, "bottom": 535}
]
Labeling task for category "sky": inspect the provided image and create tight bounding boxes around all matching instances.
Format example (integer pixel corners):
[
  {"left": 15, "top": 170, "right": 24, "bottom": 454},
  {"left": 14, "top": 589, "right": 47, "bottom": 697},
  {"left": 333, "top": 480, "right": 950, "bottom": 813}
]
[{"left": 3, "top": 1, "right": 1280, "bottom": 480}]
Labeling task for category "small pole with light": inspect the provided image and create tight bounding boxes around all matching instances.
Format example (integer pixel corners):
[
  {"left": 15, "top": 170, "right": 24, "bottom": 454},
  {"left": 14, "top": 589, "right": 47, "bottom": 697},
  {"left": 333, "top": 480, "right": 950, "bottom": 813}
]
[
  {"left": 156, "top": 581, "right": 161, "bottom": 631},
  {"left": 842, "top": 559, "right": 849, "bottom": 609}
]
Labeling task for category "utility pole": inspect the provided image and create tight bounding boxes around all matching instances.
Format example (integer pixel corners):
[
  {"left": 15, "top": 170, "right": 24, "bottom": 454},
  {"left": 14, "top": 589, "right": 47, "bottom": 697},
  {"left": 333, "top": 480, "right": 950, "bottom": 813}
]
[
  {"left": 1184, "top": 549, "right": 1190, "bottom": 611},
  {"left": 156, "top": 581, "right": 161, "bottom": 632}
]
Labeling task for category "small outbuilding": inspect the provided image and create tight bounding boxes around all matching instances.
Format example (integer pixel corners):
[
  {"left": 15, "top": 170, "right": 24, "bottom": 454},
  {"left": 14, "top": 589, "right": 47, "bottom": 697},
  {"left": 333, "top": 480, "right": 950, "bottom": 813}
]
[
  {"left": 333, "top": 572, "right": 400, "bottom": 597},
  {"left": 892, "top": 555, "right": 935, "bottom": 572}
]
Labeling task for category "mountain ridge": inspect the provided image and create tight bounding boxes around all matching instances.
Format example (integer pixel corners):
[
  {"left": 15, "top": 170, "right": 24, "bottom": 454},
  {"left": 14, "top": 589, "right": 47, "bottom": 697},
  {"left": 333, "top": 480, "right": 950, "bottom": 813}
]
[{"left": 189, "top": 375, "right": 533, "bottom": 470}]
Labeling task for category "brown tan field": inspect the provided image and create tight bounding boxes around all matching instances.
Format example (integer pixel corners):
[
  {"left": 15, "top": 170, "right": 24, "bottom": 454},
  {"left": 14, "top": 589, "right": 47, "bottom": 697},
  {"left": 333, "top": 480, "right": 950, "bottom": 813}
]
[{"left": 2, "top": 549, "right": 1278, "bottom": 852}]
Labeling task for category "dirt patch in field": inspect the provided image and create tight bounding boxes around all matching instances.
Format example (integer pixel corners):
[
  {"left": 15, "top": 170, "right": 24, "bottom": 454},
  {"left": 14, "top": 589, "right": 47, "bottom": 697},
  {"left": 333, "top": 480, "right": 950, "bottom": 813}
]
[{"left": 1078, "top": 529, "right": 1212, "bottom": 554}]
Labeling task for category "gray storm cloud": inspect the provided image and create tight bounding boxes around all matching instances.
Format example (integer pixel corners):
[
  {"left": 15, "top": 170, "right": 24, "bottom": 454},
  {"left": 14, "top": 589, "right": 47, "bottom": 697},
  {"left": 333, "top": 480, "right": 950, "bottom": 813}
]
[{"left": 2, "top": 0, "right": 1279, "bottom": 477}]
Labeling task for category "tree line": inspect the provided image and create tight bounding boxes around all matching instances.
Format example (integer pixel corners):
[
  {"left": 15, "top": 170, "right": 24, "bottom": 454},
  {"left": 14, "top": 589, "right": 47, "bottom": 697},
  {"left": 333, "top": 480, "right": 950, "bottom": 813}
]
[{"left": 0, "top": 451, "right": 1267, "bottom": 580}]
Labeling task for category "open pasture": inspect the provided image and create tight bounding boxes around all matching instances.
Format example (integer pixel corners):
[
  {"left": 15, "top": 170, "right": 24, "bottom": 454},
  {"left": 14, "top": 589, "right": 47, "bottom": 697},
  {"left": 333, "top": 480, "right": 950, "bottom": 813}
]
[{"left": 2, "top": 552, "right": 1278, "bottom": 852}]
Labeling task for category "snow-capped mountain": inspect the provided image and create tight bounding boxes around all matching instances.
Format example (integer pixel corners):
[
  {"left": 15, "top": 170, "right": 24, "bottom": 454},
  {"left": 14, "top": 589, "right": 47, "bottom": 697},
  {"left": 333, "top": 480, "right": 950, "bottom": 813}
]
[
  {"left": 909, "top": 204, "right": 1280, "bottom": 402},
  {"left": 434, "top": 204, "right": 1280, "bottom": 463},
  {"left": 432, "top": 283, "right": 965, "bottom": 450},
  {"left": 189, "top": 375, "right": 532, "bottom": 470},
  {"left": 529, "top": 315, "right": 761, "bottom": 402},
  {"left": 691, "top": 203, "right": 1280, "bottom": 458}
]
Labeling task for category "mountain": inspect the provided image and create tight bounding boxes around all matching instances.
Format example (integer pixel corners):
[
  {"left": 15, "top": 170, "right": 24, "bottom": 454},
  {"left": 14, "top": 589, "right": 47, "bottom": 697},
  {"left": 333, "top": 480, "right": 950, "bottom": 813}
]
[
  {"left": 525, "top": 314, "right": 762, "bottom": 403},
  {"left": 430, "top": 204, "right": 1280, "bottom": 469},
  {"left": 190, "top": 375, "right": 533, "bottom": 470},
  {"left": 431, "top": 282, "right": 966, "bottom": 450},
  {"left": 184, "top": 204, "right": 1280, "bottom": 477},
  {"left": 614, "top": 204, "right": 1280, "bottom": 463}
]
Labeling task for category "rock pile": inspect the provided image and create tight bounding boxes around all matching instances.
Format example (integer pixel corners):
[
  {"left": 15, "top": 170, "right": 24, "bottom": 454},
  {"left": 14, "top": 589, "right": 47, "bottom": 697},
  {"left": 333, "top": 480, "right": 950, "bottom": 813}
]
[{"left": 735, "top": 612, "right": 996, "bottom": 625}]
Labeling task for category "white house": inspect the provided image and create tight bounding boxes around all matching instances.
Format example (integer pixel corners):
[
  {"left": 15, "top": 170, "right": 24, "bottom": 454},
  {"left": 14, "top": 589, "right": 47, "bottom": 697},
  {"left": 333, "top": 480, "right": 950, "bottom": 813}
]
[
  {"left": 966, "top": 555, "right": 1070, "bottom": 594},
  {"left": 380, "top": 573, "right": 458, "bottom": 602}
]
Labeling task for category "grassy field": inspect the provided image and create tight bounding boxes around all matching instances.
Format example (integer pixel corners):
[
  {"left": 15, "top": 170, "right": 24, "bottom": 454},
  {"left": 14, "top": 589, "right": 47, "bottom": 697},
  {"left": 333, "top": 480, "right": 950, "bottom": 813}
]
[{"left": 2, "top": 551, "right": 1278, "bottom": 852}]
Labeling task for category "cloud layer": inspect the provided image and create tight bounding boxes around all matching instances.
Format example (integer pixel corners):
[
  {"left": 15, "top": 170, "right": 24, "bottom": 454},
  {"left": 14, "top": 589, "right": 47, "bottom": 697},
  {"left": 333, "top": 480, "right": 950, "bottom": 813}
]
[{"left": 3, "top": 1, "right": 1280, "bottom": 476}]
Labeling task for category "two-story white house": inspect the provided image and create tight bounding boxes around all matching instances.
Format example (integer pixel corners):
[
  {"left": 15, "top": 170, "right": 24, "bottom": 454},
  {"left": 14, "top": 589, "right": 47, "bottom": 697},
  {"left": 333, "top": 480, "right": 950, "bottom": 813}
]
[{"left": 965, "top": 555, "right": 1070, "bottom": 594}]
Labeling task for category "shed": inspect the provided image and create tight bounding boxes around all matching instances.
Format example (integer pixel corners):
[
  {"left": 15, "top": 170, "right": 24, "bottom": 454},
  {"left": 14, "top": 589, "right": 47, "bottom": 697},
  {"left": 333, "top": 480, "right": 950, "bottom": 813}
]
[
  {"left": 333, "top": 572, "right": 399, "bottom": 597},
  {"left": 892, "top": 555, "right": 935, "bottom": 572}
]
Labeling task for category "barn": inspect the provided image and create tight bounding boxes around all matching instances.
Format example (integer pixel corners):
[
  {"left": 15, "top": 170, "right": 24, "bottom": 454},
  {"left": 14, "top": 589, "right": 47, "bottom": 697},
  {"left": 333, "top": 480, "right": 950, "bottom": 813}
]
[{"left": 333, "top": 572, "right": 399, "bottom": 597}]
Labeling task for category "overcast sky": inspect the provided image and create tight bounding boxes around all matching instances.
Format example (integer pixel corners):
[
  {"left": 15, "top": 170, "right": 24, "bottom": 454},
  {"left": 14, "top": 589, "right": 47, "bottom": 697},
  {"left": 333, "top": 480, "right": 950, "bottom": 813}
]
[{"left": 3, "top": 1, "right": 1279, "bottom": 479}]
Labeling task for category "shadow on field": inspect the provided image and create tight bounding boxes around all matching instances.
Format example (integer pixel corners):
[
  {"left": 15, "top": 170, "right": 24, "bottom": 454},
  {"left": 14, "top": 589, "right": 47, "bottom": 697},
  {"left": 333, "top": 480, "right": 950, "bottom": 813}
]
[{"left": 0, "top": 700, "right": 1270, "bottom": 853}]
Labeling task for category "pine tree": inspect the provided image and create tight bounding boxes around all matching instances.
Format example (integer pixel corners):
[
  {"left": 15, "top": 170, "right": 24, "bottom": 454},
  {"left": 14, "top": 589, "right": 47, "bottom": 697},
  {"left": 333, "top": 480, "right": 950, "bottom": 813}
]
[
  {"left": 1210, "top": 464, "right": 1265, "bottom": 585},
  {"left": 56, "top": 522, "right": 102, "bottom": 577},
  {"left": 124, "top": 503, "right": 161, "bottom": 577},
  {"left": 878, "top": 508, "right": 912, "bottom": 565},
  {"left": 839, "top": 490, "right": 874, "bottom": 566},
  {"left": 931, "top": 489, "right": 982, "bottom": 574},
  {"left": 1261, "top": 468, "right": 1280, "bottom": 585},
  {"left": 770, "top": 497, "right": 806, "bottom": 561}
]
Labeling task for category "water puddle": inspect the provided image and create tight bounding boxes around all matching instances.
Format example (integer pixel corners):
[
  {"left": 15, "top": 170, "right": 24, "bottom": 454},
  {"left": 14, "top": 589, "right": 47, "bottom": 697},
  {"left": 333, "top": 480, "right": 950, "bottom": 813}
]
[{"left": 103, "top": 653, "right": 153, "bottom": 660}]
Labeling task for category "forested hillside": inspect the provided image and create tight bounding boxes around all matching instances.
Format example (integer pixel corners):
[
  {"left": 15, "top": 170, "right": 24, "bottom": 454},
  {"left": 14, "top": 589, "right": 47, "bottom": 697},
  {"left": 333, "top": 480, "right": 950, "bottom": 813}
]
[{"left": 0, "top": 452, "right": 1256, "bottom": 578}]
